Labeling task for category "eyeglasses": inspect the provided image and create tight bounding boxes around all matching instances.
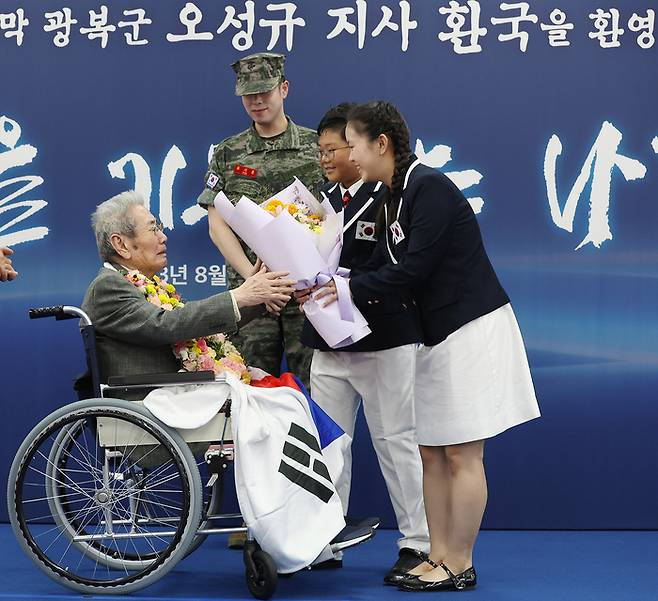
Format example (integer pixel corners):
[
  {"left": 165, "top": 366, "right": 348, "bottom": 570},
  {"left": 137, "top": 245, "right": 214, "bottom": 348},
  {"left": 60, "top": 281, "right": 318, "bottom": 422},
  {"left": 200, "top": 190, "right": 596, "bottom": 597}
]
[
  {"left": 316, "top": 146, "right": 350, "bottom": 161},
  {"left": 145, "top": 221, "right": 165, "bottom": 235}
]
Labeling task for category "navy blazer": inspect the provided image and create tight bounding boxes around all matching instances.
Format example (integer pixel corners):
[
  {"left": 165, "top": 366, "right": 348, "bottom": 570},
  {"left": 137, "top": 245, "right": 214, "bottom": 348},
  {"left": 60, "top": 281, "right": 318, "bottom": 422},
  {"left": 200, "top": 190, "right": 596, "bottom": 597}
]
[
  {"left": 301, "top": 180, "right": 422, "bottom": 353},
  {"left": 350, "top": 158, "right": 510, "bottom": 347}
]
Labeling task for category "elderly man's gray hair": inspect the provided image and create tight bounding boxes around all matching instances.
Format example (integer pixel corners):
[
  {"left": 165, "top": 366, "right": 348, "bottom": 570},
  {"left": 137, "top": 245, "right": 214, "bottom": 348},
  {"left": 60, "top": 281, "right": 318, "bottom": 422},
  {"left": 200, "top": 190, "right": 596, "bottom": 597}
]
[{"left": 91, "top": 190, "right": 145, "bottom": 262}]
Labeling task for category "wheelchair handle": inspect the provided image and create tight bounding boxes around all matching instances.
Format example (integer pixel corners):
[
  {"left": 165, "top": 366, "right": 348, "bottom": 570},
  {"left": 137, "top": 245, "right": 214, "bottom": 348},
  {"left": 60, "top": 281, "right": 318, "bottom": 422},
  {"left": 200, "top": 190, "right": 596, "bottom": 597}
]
[{"left": 29, "top": 305, "right": 92, "bottom": 326}]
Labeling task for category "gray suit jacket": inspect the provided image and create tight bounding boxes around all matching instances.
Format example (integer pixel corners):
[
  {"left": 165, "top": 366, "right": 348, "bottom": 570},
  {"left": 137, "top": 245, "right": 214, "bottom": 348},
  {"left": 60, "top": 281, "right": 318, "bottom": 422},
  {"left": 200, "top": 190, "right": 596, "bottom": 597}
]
[{"left": 82, "top": 266, "right": 256, "bottom": 385}]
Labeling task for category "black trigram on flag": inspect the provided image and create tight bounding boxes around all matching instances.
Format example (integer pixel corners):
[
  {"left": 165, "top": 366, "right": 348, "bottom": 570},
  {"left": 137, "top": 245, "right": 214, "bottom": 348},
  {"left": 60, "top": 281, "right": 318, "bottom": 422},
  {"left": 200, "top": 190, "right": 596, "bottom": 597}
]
[{"left": 278, "top": 422, "right": 334, "bottom": 503}]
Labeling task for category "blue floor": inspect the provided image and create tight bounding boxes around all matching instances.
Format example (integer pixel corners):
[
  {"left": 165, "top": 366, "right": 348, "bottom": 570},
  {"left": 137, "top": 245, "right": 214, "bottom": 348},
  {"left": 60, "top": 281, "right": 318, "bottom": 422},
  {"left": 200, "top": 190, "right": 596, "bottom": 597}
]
[{"left": 2, "top": 526, "right": 658, "bottom": 601}]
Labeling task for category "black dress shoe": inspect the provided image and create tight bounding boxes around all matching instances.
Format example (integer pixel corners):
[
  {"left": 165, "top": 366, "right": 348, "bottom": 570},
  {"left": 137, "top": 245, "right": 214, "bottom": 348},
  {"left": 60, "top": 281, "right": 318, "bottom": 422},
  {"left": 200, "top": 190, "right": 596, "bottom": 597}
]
[
  {"left": 398, "top": 564, "right": 477, "bottom": 592},
  {"left": 383, "top": 548, "right": 430, "bottom": 585}
]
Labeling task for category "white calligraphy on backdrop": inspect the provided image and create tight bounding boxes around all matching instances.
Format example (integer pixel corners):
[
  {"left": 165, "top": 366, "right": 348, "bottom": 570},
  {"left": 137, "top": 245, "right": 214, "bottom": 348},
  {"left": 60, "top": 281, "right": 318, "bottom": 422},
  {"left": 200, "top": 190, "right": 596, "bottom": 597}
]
[
  {"left": 415, "top": 139, "right": 484, "bottom": 214},
  {"left": 0, "top": 116, "right": 48, "bottom": 247},
  {"left": 106, "top": 138, "right": 485, "bottom": 229},
  {"left": 544, "top": 121, "right": 647, "bottom": 250},
  {"left": 2, "top": 114, "right": 656, "bottom": 253}
]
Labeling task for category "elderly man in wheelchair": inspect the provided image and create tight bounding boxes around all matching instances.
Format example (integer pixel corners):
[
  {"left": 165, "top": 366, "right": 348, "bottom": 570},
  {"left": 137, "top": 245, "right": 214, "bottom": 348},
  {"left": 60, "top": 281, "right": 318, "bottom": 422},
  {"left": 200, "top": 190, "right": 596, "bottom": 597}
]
[{"left": 7, "top": 191, "right": 378, "bottom": 600}]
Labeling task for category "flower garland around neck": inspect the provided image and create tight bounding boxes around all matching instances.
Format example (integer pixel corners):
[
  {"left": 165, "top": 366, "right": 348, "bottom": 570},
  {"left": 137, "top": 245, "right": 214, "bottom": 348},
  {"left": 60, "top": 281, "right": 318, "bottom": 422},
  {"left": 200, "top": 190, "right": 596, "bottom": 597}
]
[{"left": 122, "top": 269, "right": 251, "bottom": 384}]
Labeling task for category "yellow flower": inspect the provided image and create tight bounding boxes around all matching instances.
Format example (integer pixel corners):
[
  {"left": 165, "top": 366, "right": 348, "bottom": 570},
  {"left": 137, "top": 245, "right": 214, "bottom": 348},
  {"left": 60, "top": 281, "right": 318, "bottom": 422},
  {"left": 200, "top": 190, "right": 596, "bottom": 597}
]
[
  {"left": 265, "top": 199, "right": 283, "bottom": 214},
  {"left": 165, "top": 283, "right": 176, "bottom": 294},
  {"left": 158, "top": 293, "right": 170, "bottom": 304},
  {"left": 145, "top": 284, "right": 157, "bottom": 295},
  {"left": 227, "top": 353, "right": 245, "bottom": 365}
]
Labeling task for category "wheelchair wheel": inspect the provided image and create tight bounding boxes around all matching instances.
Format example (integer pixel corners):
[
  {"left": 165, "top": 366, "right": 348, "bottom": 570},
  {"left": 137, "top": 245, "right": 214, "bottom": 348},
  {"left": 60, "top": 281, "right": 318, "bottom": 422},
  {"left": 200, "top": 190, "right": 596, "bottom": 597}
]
[
  {"left": 245, "top": 546, "right": 279, "bottom": 599},
  {"left": 7, "top": 398, "right": 203, "bottom": 595},
  {"left": 44, "top": 418, "right": 162, "bottom": 571}
]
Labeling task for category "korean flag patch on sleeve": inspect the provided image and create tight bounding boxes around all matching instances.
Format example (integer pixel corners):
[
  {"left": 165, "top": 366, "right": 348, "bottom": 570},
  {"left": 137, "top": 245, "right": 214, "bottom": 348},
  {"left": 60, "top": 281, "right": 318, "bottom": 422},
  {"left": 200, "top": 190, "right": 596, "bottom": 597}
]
[
  {"left": 205, "top": 170, "right": 222, "bottom": 191},
  {"left": 356, "top": 221, "right": 377, "bottom": 242}
]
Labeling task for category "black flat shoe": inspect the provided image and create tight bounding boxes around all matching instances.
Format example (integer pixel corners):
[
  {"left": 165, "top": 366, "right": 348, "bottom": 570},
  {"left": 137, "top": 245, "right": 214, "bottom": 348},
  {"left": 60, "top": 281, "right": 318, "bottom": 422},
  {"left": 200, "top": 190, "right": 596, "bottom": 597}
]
[
  {"left": 398, "top": 563, "right": 477, "bottom": 592},
  {"left": 393, "top": 555, "right": 440, "bottom": 586},
  {"left": 384, "top": 548, "right": 431, "bottom": 585}
]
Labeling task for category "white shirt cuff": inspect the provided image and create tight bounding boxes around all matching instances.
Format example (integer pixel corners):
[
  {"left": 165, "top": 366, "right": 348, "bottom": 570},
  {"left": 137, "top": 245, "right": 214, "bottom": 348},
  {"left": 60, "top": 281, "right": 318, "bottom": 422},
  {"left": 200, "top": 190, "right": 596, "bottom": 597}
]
[{"left": 229, "top": 290, "right": 241, "bottom": 322}]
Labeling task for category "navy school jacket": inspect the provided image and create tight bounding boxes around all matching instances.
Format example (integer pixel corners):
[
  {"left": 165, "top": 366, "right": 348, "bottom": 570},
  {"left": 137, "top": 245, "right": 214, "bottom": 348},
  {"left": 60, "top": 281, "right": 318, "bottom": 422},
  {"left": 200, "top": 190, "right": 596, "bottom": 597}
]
[
  {"left": 349, "top": 158, "right": 510, "bottom": 347},
  {"left": 301, "top": 180, "right": 422, "bottom": 352}
]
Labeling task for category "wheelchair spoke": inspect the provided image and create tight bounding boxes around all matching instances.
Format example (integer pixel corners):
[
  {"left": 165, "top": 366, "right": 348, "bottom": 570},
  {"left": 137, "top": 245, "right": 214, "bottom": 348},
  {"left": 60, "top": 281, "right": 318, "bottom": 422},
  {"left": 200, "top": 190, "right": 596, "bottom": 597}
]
[
  {"left": 28, "top": 461, "right": 94, "bottom": 503},
  {"left": 61, "top": 427, "right": 104, "bottom": 481},
  {"left": 10, "top": 402, "right": 199, "bottom": 593}
]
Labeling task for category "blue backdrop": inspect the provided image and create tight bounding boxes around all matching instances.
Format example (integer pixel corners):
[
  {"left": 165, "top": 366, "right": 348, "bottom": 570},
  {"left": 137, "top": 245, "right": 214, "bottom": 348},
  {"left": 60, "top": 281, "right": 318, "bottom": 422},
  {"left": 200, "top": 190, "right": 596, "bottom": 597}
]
[{"left": 1, "top": 0, "right": 657, "bottom": 529}]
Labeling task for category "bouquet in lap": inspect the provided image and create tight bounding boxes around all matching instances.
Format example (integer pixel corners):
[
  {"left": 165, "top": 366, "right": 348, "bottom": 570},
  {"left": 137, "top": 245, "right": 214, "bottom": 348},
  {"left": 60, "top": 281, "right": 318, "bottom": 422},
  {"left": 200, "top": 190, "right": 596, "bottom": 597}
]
[
  {"left": 214, "top": 178, "right": 371, "bottom": 349},
  {"left": 123, "top": 270, "right": 251, "bottom": 383}
]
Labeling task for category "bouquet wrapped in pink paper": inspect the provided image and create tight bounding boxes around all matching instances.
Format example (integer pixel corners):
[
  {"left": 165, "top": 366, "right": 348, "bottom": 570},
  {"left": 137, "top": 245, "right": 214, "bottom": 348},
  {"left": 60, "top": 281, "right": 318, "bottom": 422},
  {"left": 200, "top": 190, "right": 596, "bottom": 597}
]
[{"left": 214, "top": 178, "right": 370, "bottom": 349}]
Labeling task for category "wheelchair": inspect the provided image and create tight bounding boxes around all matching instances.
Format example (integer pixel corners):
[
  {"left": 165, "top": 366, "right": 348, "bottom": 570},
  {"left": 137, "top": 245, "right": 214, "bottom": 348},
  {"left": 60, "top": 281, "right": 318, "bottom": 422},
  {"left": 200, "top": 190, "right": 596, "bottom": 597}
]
[{"left": 7, "top": 305, "right": 293, "bottom": 598}]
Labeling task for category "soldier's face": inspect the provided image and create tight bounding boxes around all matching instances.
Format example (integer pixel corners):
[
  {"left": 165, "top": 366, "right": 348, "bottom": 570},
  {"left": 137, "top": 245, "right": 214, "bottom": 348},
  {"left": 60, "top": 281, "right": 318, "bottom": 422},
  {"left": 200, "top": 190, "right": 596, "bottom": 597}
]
[
  {"left": 345, "top": 122, "right": 387, "bottom": 183},
  {"left": 318, "top": 129, "right": 360, "bottom": 186},
  {"left": 119, "top": 206, "right": 168, "bottom": 278},
  {"left": 241, "top": 82, "right": 288, "bottom": 125}
]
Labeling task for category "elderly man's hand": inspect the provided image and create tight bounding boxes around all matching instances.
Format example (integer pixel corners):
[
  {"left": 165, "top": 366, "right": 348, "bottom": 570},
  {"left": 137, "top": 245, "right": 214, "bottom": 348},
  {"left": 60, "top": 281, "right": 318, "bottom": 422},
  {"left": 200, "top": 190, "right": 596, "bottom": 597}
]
[
  {"left": 232, "top": 266, "right": 295, "bottom": 308},
  {"left": 0, "top": 247, "right": 18, "bottom": 282},
  {"left": 246, "top": 259, "right": 289, "bottom": 316}
]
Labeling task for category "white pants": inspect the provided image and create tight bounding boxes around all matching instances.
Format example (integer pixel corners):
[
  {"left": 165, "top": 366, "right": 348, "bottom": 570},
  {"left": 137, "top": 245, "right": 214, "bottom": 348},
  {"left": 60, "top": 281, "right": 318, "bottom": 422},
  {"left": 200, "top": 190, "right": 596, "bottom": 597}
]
[{"left": 310, "top": 345, "right": 429, "bottom": 552}]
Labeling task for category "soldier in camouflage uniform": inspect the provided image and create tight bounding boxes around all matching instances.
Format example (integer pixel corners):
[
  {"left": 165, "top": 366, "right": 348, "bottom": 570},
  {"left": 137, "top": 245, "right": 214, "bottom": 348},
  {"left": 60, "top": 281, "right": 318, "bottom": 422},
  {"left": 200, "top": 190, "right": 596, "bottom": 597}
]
[{"left": 197, "top": 53, "right": 325, "bottom": 389}]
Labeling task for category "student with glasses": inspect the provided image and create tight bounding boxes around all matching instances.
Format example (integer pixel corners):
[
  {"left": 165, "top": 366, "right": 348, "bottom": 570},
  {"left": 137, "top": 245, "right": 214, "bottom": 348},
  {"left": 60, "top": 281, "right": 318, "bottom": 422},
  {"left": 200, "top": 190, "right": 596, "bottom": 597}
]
[{"left": 297, "top": 104, "right": 430, "bottom": 582}]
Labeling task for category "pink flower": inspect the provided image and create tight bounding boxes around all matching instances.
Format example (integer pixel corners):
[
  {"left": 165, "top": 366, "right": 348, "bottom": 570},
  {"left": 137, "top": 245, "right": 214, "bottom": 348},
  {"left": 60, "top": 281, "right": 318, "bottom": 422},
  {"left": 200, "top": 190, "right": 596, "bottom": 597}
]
[
  {"left": 200, "top": 354, "right": 215, "bottom": 370},
  {"left": 219, "top": 358, "right": 244, "bottom": 374},
  {"left": 148, "top": 295, "right": 162, "bottom": 307},
  {"left": 197, "top": 338, "right": 209, "bottom": 353}
]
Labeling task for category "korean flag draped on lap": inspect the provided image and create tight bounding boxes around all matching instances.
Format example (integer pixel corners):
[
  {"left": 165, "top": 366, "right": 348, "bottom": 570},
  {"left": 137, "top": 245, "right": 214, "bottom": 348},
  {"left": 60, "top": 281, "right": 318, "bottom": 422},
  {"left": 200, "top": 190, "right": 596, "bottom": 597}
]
[{"left": 229, "top": 371, "right": 349, "bottom": 573}]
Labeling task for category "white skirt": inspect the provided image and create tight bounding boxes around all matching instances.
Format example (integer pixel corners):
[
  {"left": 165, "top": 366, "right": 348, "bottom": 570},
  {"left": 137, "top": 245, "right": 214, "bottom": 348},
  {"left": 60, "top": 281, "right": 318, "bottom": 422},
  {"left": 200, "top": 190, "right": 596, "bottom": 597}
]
[{"left": 414, "top": 303, "right": 540, "bottom": 446}]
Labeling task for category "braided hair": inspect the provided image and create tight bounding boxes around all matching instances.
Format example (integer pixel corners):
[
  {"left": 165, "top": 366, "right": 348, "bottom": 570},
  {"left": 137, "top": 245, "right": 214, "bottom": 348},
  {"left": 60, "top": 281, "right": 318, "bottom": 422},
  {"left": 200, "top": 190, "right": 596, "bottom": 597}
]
[{"left": 347, "top": 101, "right": 413, "bottom": 231}]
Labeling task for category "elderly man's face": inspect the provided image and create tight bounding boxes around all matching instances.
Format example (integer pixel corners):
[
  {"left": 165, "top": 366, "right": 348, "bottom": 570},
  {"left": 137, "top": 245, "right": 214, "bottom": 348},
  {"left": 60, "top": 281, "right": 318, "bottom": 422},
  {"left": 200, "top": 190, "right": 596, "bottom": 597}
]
[{"left": 122, "top": 205, "right": 168, "bottom": 278}]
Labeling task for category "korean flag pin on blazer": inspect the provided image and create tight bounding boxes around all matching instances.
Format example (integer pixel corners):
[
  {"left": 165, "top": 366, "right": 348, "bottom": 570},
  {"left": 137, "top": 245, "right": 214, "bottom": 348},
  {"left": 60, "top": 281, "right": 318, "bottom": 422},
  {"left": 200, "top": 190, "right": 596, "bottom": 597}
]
[
  {"left": 389, "top": 220, "right": 405, "bottom": 244},
  {"left": 356, "top": 220, "right": 377, "bottom": 242}
]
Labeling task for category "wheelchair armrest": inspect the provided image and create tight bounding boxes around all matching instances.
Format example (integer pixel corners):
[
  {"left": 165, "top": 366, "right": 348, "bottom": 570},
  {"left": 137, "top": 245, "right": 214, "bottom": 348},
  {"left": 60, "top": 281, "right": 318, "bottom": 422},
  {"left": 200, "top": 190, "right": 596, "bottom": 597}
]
[{"left": 106, "top": 370, "right": 216, "bottom": 389}]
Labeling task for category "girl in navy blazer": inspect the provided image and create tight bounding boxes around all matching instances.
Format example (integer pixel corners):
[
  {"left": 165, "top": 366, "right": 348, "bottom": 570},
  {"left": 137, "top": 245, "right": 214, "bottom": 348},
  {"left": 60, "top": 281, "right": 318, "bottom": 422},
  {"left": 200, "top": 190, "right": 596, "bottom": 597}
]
[{"left": 314, "top": 102, "right": 540, "bottom": 592}]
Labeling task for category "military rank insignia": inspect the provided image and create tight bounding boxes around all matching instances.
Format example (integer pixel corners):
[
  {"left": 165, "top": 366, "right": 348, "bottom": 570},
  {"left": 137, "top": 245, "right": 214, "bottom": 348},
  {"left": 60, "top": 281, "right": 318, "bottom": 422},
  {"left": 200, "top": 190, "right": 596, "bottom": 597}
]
[
  {"left": 234, "top": 164, "right": 258, "bottom": 179},
  {"left": 356, "top": 221, "right": 377, "bottom": 242}
]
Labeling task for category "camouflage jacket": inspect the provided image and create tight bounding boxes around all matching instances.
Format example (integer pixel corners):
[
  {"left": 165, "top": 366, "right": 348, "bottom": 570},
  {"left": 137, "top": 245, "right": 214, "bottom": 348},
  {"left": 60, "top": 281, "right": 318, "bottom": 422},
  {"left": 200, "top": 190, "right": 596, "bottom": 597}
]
[{"left": 198, "top": 117, "right": 325, "bottom": 209}]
